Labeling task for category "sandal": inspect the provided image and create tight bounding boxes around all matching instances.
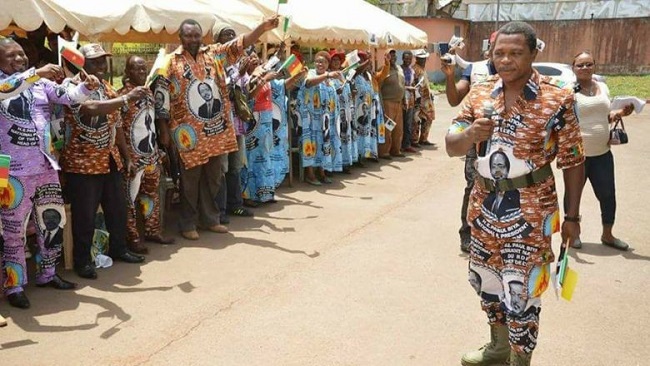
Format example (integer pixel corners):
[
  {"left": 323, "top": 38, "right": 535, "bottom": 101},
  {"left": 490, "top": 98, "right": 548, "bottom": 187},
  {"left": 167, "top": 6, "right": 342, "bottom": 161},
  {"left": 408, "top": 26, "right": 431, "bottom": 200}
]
[
  {"left": 320, "top": 176, "right": 333, "bottom": 184},
  {"left": 570, "top": 237, "right": 582, "bottom": 249},
  {"left": 601, "top": 238, "right": 629, "bottom": 251},
  {"left": 306, "top": 178, "right": 322, "bottom": 186},
  {"left": 229, "top": 207, "right": 254, "bottom": 217}
]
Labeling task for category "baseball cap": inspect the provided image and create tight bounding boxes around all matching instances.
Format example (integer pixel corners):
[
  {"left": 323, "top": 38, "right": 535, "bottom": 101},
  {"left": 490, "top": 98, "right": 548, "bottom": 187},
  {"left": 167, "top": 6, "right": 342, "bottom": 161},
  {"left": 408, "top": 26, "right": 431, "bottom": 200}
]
[
  {"left": 412, "top": 49, "right": 430, "bottom": 59},
  {"left": 79, "top": 43, "right": 112, "bottom": 59}
]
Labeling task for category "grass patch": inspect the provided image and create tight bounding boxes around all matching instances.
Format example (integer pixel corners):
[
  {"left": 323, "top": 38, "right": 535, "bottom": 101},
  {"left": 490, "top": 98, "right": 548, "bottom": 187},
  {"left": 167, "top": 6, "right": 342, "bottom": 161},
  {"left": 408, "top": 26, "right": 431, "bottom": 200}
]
[
  {"left": 603, "top": 75, "right": 650, "bottom": 99},
  {"left": 431, "top": 75, "right": 650, "bottom": 99}
]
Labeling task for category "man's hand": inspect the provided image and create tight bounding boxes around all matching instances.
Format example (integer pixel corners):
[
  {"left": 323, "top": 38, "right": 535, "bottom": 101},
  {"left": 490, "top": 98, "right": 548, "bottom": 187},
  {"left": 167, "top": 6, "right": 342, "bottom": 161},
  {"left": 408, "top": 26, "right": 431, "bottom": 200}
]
[
  {"left": 127, "top": 86, "right": 148, "bottom": 102},
  {"left": 124, "top": 159, "right": 137, "bottom": 178},
  {"left": 82, "top": 74, "right": 101, "bottom": 90},
  {"left": 440, "top": 56, "right": 455, "bottom": 78},
  {"left": 35, "top": 64, "right": 65, "bottom": 81},
  {"left": 561, "top": 221, "right": 581, "bottom": 246},
  {"left": 260, "top": 15, "right": 280, "bottom": 31},
  {"left": 465, "top": 117, "right": 494, "bottom": 143},
  {"left": 264, "top": 71, "right": 281, "bottom": 82}
]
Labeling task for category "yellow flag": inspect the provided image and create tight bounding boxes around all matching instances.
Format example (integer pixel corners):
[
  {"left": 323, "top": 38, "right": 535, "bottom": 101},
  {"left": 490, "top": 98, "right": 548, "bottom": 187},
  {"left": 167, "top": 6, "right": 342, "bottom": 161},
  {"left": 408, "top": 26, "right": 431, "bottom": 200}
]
[{"left": 561, "top": 267, "right": 578, "bottom": 301}]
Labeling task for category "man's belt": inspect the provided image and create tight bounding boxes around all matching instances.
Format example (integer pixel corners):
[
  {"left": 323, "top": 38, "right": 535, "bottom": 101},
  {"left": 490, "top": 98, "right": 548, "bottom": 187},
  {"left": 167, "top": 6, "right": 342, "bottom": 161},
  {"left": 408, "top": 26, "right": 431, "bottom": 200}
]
[{"left": 476, "top": 164, "right": 553, "bottom": 192}]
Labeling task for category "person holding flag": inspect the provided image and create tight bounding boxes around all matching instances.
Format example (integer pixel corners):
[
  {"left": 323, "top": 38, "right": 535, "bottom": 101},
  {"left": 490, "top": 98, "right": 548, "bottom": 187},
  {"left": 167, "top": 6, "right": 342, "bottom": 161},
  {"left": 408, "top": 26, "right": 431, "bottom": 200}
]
[
  {"left": 118, "top": 55, "right": 175, "bottom": 255},
  {"left": 154, "top": 16, "right": 280, "bottom": 240},
  {"left": 445, "top": 22, "right": 584, "bottom": 366},
  {"left": 212, "top": 24, "right": 255, "bottom": 222},
  {"left": 298, "top": 51, "right": 343, "bottom": 186},
  {"left": 0, "top": 37, "right": 101, "bottom": 308},
  {"left": 328, "top": 50, "right": 356, "bottom": 174},
  {"left": 63, "top": 43, "right": 148, "bottom": 280}
]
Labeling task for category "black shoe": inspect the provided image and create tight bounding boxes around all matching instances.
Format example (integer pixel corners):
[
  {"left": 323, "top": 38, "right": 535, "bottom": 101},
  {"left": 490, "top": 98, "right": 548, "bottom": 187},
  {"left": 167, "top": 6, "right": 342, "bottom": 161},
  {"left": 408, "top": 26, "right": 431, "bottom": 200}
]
[
  {"left": 460, "top": 237, "right": 471, "bottom": 253},
  {"left": 75, "top": 264, "right": 98, "bottom": 279},
  {"left": 114, "top": 251, "right": 145, "bottom": 264},
  {"left": 220, "top": 215, "right": 230, "bottom": 224},
  {"left": 36, "top": 275, "right": 77, "bottom": 290},
  {"left": 7, "top": 291, "right": 30, "bottom": 309}
]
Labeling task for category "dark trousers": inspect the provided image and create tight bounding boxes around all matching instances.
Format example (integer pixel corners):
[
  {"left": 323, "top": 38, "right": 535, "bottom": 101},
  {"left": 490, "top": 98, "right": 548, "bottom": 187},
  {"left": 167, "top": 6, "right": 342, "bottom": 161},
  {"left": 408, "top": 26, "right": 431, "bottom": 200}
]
[
  {"left": 179, "top": 155, "right": 222, "bottom": 231},
  {"left": 402, "top": 107, "right": 414, "bottom": 149},
  {"left": 565, "top": 150, "right": 616, "bottom": 225},
  {"left": 66, "top": 158, "right": 128, "bottom": 268}
]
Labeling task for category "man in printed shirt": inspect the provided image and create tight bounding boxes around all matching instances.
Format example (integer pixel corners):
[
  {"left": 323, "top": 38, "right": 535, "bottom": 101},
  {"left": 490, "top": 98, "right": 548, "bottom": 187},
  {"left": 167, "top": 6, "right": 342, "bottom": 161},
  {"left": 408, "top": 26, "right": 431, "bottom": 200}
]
[
  {"left": 445, "top": 22, "right": 585, "bottom": 366},
  {"left": 400, "top": 50, "right": 417, "bottom": 154},
  {"left": 212, "top": 24, "right": 254, "bottom": 223},
  {"left": 0, "top": 38, "right": 100, "bottom": 309},
  {"left": 410, "top": 49, "right": 435, "bottom": 147},
  {"left": 63, "top": 44, "right": 147, "bottom": 280},
  {"left": 119, "top": 56, "right": 175, "bottom": 255},
  {"left": 155, "top": 17, "right": 278, "bottom": 240}
]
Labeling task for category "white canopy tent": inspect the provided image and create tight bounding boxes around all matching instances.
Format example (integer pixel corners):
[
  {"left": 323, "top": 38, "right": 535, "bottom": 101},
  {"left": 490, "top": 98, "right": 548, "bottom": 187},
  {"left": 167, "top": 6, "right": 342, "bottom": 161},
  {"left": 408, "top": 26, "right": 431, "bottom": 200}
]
[
  {"left": 2, "top": 0, "right": 427, "bottom": 48},
  {"left": 247, "top": 0, "right": 428, "bottom": 49},
  {"left": 0, "top": 0, "right": 275, "bottom": 43}
]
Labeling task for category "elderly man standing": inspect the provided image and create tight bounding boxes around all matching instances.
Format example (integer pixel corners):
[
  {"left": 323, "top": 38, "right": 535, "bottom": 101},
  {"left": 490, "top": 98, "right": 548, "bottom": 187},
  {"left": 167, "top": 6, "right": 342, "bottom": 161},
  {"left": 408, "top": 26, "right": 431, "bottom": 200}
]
[
  {"left": 378, "top": 49, "right": 405, "bottom": 159},
  {"left": 155, "top": 17, "right": 278, "bottom": 240},
  {"left": 445, "top": 22, "right": 585, "bottom": 366},
  {"left": 64, "top": 44, "right": 147, "bottom": 280},
  {"left": 0, "top": 38, "right": 100, "bottom": 308},
  {"left": 410, "top": 49, "right": 435, "bottom": 147},
  {"left": 118, "top": 55, "right": 175, "bottom": 254},
  {"left": 212, "top": 24, "right": 254, "bottom": 223}
]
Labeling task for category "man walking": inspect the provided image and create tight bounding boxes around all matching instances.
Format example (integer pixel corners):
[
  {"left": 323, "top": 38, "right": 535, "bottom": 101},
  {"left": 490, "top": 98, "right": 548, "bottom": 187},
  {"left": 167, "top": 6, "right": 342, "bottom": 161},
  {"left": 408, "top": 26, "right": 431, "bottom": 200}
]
[{"left": 445, "top": 22, "right": 585, "bottom": 366}]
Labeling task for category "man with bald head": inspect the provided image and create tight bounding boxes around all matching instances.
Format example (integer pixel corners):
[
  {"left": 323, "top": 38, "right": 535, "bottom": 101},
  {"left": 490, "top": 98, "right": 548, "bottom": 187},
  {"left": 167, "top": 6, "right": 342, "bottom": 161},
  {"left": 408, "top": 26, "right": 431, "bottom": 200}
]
[
  {"left": 118, "top": 56, "right": 175, "bottom": 255},
  {"left": 0, "top": 37, "right": 100, "bottom": 309}
]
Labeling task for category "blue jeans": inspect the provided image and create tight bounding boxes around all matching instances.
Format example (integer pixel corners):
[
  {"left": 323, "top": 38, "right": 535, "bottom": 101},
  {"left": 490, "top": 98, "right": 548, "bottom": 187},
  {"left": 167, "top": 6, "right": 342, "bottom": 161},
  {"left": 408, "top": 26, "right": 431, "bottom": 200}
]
[{"left": 216, "top": 135, "right": 245, "bottom": 216}]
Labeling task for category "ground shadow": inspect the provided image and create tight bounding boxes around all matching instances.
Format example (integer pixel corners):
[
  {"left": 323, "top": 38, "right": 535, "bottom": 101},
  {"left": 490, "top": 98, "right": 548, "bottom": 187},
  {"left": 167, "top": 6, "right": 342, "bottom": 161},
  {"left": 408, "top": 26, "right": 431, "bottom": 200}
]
[{"left": 569, "top": 242, "right": 650, "bottom": 264}]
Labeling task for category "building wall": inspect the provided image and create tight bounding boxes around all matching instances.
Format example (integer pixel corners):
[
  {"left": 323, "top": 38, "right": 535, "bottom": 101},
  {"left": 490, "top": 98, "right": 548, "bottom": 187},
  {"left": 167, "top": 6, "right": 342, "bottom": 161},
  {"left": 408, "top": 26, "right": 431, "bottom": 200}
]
[
  {"left": 469, "top": 18, "right": 650, "bottom": 75},
  {"left": 403, "top": 17, "right": 471, "bottom": 81}
]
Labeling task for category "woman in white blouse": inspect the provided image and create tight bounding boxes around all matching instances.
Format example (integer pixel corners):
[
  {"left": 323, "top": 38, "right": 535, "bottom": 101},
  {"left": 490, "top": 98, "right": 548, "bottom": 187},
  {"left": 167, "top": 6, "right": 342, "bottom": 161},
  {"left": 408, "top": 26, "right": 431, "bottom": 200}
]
[{"left": 569, "top": 51, "right": 633, "bottom": 250}]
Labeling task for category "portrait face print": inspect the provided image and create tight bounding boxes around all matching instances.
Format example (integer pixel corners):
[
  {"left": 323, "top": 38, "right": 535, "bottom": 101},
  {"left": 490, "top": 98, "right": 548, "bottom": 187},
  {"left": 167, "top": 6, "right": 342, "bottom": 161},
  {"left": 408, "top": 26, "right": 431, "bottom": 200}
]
[
  {"left": 508, "top": 280, "right": 526, "bottom": 314},
  {"left": 42, "top": 208, "right": 62, "bottom": 231},
  {"left": 198, "top": 82, "right": 213, "bottom": 101},
  {"left": 187, "top": 78, "right": 221, "bottom": 121},
  {"left": 154, "top": 91, "right": 165, "bottom": 110},
  {"left": 490, "top": 151, "right": 510, "bottom": 180}
]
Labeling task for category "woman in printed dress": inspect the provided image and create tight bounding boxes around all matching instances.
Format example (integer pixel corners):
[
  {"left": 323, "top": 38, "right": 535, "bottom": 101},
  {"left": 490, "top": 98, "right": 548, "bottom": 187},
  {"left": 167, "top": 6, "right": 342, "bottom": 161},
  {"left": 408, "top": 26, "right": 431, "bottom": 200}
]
[
  {"left": 328, "top": 50, "right": 356, "bottom": 174},
  {"left": 298, "top": 51, "right": 343, "bottom": 186}
]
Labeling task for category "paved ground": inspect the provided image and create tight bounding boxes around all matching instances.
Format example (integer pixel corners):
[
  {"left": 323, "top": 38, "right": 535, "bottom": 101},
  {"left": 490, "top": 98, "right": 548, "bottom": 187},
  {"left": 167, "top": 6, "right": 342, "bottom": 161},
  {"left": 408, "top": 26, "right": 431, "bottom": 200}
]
[{"left": 1, "top": 96, "right": 649, "bottom": 366}]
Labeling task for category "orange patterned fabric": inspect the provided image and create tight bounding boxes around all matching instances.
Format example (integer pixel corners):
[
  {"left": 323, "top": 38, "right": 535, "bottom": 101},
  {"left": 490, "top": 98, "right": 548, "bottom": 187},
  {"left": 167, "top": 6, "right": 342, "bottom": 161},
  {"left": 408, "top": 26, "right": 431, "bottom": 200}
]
[
  {"left": 451, "top": 71, "right": 585, "bottom": 265},
  {"left": 118, "top": 82, "right": 160, "bottom": 168},
  {"left": 62, "top": 80, "right": 123, "bottom": 174},
  {"left": 154, "top": 39, "right": 244, "bottom": 170}
]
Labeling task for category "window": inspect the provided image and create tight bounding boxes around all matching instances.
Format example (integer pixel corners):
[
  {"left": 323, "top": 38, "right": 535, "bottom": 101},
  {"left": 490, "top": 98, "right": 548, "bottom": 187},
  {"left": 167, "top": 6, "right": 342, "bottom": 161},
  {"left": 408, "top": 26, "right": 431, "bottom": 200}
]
[
  {"left": 534, "top": 66, "right": 562, "bottom": 76},
  {"left": 454, "top": 25, "right": 461, "bottom": 37}
]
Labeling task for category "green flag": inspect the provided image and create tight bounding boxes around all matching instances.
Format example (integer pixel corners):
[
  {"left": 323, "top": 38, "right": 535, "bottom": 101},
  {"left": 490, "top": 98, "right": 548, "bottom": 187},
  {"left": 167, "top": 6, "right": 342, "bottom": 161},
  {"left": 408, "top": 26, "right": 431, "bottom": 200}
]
[{"left": 283, "top": 17, "right": 290, "bottom": 33}]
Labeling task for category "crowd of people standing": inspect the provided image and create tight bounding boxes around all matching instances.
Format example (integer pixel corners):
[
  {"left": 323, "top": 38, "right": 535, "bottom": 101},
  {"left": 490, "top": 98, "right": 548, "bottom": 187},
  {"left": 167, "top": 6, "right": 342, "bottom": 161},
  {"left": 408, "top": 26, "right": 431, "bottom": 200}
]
[{"left": 0, "top": 15, "right": 436, "bottom": 321}]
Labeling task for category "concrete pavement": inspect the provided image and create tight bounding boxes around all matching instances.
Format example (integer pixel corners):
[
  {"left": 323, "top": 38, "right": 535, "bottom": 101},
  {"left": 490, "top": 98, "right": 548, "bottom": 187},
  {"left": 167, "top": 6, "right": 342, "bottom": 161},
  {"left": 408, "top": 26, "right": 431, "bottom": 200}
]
[{"left": 1, "top": 97, "right": 648, "bottom": 366}]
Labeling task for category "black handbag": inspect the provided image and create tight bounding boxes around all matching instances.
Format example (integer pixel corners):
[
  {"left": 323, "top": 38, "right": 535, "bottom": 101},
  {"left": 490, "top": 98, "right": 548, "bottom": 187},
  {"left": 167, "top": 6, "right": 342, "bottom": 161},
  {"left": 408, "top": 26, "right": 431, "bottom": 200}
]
[{"left": 609, "top": 116, "right": 628, "bottom": 145}]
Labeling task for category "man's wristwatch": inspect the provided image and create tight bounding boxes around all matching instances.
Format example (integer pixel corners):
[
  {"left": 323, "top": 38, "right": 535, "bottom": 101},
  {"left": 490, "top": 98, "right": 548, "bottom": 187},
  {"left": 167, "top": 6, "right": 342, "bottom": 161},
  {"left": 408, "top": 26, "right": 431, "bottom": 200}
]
[{"left": 564, "top": 215, "right": 581, "bottom": 223}]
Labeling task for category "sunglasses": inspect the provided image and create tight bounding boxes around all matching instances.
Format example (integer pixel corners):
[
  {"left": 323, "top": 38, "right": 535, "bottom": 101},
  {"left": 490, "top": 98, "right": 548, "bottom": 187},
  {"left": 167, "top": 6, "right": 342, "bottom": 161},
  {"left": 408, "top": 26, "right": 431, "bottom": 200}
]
[{"left": 574, "top": 63, "right": 594, "bottom": 69}]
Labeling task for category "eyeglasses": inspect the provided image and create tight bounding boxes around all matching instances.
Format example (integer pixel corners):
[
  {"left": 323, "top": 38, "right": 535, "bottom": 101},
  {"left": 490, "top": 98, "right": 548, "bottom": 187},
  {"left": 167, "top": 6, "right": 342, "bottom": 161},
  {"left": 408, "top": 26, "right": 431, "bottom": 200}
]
[{"left": 574, "top": 63, "right": 594, "bottom": 69}]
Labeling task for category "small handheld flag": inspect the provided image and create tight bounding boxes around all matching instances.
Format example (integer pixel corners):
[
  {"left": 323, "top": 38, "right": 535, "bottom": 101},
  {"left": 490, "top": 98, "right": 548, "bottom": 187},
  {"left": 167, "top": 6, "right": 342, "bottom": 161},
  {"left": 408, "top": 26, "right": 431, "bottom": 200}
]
[
  {"left": 0, "top": 154, "right": 11, "bottom": 188},
  {"left": 554, "top": 238, "right": 578, "bottom": 301},
  {"left": 60, "top": 45, "right": 85, "bottom": 70},
  {"left": 145, "top": 48, "right": 170, "bottom": 87},
  {"left": 279, "top": 54, "right": 302, "bottom": 78}
]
